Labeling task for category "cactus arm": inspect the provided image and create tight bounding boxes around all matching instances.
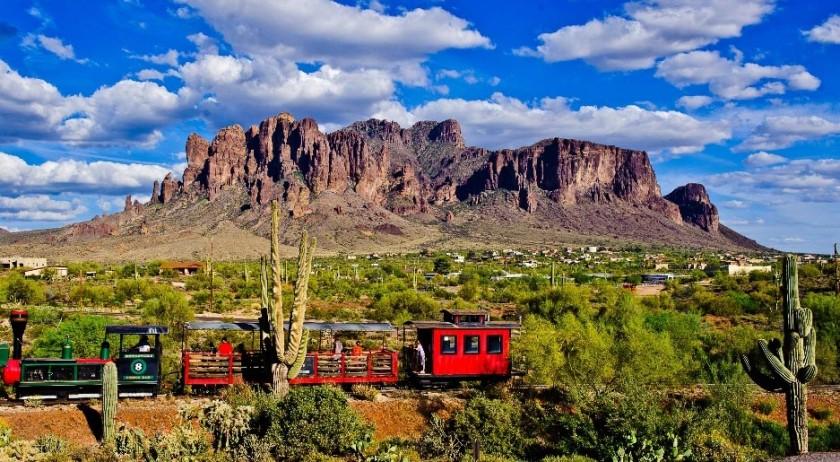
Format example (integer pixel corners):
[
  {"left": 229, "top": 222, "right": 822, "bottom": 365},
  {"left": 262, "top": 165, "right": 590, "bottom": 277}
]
[
  {"left": 284, "top": 234, "right": 316, "bottom": 366},
  {"left": 798, "top": 328, "right": 818, "bottom": 383},
  {"left": 741, "top": 354, "right": 785, "bottom": 393},
  {"left": 260, "top": 256, "right": 270, "bottom": 311},
  {"left": 270, "top": 201, "right": 285, "bottom": 359},
  {"left": 287, "top": 329, "right": 309, "bottom": 379},
  {"left": 758, "top": 339, "right": 796, "bottom": 384},
  {"left": 796, "top": 308, "right": 813, "bottom": 337}
]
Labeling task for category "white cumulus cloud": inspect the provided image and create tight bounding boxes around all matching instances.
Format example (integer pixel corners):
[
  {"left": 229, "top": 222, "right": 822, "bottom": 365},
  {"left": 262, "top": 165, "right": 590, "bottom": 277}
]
[
  {"left": 0, "top": 59, "right": 196, "bottom": 146},
  {"left": 0, "top": 151, "right": 173, "bottom": 195},
  {"left": 804, "top": 15, "right": 840, "bottom": 44},
  {"left": 183, "top": 0, "right": 491, "bottom": 85},
  {"left": 381, "top": 92, "right": 730, "bottom": 154},
  {"left": 745, "top": 151, "right": 787, "bottom": 167},
  {"left": 21, "top": 34, "right": 88, "bottom": 63},
  {"left": 514, "top": 0, "right": 774, "bottom": 70},
  {"left": 738, "top": 115, "right": 840, "bottom": 151},
  {"left": 0, "top": 194, "right": 87, "bottom": 222},
  {"left": 656, "top": 50, "right": 819, "bottom": 100}
]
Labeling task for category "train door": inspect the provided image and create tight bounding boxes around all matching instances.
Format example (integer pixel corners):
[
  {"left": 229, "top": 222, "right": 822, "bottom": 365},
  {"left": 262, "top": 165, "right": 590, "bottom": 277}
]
[{"left": 416, "top": 329, "right": 433, "bottom": 374}]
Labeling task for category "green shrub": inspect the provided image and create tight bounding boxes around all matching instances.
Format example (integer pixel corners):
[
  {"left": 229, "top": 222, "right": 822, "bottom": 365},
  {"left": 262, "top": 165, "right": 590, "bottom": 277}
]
[
  {"left": 369, "top": 290, "right": 439, "bottom": 321},
  {"left": 421, "top": 396, "right": 527, "bottom": 461},
  {"left": 541, "top": 456, "right": 597, "bottom": 462},
  {"left": 810, "top": 423, "right": 840, "bottom": 452},
  {"left": 752, "top": 400, "right": 774, "bottom": 416},
  {"left": 350, "top": 384, "right": 380, "bottom": 401},
  {"left": 810, "top": 408, "right": 832, "bottom": 421},
  {"left": 250, "top": 386, "right": 372, "bottom": 460}
]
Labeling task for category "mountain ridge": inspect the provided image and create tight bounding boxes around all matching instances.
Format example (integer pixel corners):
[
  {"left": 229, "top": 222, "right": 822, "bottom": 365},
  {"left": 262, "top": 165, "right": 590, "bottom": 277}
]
[{"left": 0, "top": 112, "right": 765, "bottom": 261}]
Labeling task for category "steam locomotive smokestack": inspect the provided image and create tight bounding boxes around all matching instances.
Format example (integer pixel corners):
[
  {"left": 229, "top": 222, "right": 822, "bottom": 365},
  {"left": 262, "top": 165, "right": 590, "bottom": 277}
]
[{"left": 9, "top": 309, "right": 28, "bottom": 360}]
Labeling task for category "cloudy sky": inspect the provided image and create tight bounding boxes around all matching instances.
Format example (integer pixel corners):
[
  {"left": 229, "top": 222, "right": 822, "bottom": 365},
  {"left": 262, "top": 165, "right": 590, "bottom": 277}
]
[{"left": 0, "top": 0, "right": 838, "bottom": 253}]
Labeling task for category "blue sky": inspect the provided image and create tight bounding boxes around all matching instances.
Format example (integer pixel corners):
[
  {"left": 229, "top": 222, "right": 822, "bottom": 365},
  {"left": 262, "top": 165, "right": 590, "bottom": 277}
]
[{"left": 0, "top": 0, "right": 838, "bottom": 253}]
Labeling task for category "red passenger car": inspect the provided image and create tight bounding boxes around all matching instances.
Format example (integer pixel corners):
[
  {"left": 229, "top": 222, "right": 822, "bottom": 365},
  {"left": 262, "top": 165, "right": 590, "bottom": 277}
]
[{"left": 404, "top": 310, "right": 520, "bottom": 385}]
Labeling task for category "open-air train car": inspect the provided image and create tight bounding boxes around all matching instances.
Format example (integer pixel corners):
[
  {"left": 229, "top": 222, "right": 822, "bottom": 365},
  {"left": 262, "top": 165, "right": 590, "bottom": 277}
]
[{"left": 180, "top": 320, "right": 399, "bottom": 389}]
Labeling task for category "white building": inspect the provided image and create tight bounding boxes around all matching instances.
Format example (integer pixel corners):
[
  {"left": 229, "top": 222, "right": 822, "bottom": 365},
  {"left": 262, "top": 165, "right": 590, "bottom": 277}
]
[
  {"left": 726, "top": 262, "right": 772, "bottom": 275},
  {"left": 23, "top": 266, "right": 68, "bottom": 279},
  {"left": 1, "top": 257, "right": 48, "bottom": 270}
]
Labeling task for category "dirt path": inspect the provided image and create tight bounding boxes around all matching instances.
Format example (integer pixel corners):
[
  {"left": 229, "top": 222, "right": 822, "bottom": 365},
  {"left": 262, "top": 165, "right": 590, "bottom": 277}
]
[{"left": 0, "top": 398, "right": 182, "bottom": 445}]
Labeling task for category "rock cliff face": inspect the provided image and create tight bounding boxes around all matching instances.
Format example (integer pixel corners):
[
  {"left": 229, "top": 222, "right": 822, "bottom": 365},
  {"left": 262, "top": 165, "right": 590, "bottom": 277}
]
[
  {"left": 664, "top": 183, "right": 720, "bottom": 233},
  {"left": 134, "top": 111, "right": 744, "bottom": 245}
]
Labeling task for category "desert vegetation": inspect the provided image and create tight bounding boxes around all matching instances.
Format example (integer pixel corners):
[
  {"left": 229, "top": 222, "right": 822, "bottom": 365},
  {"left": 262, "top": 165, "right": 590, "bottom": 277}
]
[{"left": 0, "top": 247, "right": 839, "bottom": 460}]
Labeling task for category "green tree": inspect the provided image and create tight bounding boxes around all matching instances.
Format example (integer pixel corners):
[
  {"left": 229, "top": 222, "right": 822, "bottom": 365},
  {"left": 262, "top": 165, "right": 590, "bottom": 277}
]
[
  {"left": 5, "top": 273, "right": 45, "bottom": 305},
  {"left": 434, "top": 256, "right": 452, "bottom": 274},
  {"left": 140, "top": 286, "right": 193, "bottom": 327},
  {"left": 32, "top": 315, "right": 109, "bottom": 358}
]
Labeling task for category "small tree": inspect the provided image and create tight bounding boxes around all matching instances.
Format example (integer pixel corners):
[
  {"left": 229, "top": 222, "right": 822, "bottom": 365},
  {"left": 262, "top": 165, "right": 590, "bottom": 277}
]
[{"left": 434, "top": 256, "right": 452, "bottom": 274}]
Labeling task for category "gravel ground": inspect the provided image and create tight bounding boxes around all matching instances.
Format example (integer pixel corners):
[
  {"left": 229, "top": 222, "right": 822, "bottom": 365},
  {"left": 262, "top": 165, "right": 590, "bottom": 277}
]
[{"left": 774, "top": 453, "right": 840, "bottom": 461}]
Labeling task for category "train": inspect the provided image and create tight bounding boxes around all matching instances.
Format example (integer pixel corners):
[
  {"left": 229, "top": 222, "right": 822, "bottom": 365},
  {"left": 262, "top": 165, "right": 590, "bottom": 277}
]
[{"left": 0, "top": 308, "right": 519, "bottom": 400}]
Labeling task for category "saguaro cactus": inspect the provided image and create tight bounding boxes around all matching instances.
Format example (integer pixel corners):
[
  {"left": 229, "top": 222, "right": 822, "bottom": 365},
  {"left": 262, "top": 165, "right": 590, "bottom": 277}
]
[
  {"left": 741, "top": 255, "right": 817, "bottom": 455},
  {"left": 260, "top": 200, "right": 316, "bottom": 397},
  {"left": 101, "top": 361, "right": 118, "bottom": 444}
]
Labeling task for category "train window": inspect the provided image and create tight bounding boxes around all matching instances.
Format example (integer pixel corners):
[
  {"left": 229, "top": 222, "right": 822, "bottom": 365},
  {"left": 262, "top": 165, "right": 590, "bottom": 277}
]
[
  {"left": 24, "top": 366, "right": 48, "bottom": 382},
  {"left": 78, "top": 365, "right": 101, "bottom": 380},
  {"left": 464, "top": 335, "right": 480, "bottom": 354},
  {"left": 441, "top": 335, "right": 457, "bottom": 354},
  {"left": 50, "top": 366, "right": 74, "bottom": 381},
  {"left": 487, "top": 335, "right": 503, "bottom": 354}
]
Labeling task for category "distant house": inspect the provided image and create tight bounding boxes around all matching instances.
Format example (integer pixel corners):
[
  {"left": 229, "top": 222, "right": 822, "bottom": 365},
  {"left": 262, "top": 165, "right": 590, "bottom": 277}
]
[
  {"left": 161, "top": 260, "right": 205, "bottom": 276},
  {"left": 654, "top": 262, "right": 669, "bottom": 271},
  {"left": 521, "top": 259, "right": 539, "bottom": 268},
  {"left": 491, "top": 271, "right": 525, "bottom": 281},
  {"left": 642, "top": 273, "right": 675, "bottom": 283},
  {"left": 1, "top": 257, "right": 47, "bottom": 270},
  {"left": 726, "top": 261, "right": 772, "bottom": 275},
  {"left": 24, "top": 266, "right": 68, "bottom": 279}
]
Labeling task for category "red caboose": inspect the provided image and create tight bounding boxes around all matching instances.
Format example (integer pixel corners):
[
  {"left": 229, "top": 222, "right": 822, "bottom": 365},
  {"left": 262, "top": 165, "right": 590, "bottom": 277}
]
[{"left": 404, "top": 310, "right": 520, "bottom": 384}]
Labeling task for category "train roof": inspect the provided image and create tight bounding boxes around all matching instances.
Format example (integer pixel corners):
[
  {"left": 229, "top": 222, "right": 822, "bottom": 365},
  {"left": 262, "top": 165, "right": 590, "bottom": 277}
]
[
  {"left": 185, "top": 320, "right": 395, "bottom": 332},
  {"left": 105, "top": 325, "right": 169, "bottom": 335},
  {"left": 404, "top": 320, "right": 520, "bottom": 329}
]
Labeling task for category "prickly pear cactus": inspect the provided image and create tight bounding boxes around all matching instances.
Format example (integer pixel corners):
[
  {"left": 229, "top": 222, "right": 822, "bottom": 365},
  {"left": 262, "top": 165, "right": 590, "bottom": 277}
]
[
  {"left": 101, "top": 361, "right": 118, "bottom": 444},
  {"left": 741, "top": 255, "right": 817, "bottom": 455}
]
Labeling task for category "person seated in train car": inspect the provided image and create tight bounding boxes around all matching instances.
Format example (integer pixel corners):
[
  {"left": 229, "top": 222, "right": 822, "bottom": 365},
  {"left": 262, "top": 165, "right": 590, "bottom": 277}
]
[
  {"left": 333, "top": 337, "right": 343, "bottom": 359},
  {"left": 351, "top": 340, "right": 363, "bottom": 356},
  {"left": 217, "top": 337, "right": 233, "bottom": 356},
  {"left": 414, "top": 339, "right": 425, "bottom": 374},
  {"left": 134, "top": 335, "right": 152, "bottom": 353}
]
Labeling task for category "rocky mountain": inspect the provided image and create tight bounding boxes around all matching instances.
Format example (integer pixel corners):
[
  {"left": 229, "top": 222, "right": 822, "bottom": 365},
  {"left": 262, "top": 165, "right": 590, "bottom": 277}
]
[{"left": 0, "top": 112, "right": 762, "bottom": 260}]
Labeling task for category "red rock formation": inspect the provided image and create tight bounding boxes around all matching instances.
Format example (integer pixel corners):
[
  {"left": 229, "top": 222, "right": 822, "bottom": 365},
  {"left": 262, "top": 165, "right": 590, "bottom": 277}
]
[
  {"left": 183, "top": 133, "right": 210, "bottom": 191},
  {"left": 665, "top": 183, "right": 720, "bottom": 233},
  {"left": 148, "top": 112, "right": 715, "bottom": 233},
  {"left": 159, "top": 173, "right": 180, "bottom": 204},
  {"left": 123, "top": 195, "right": 144, "bottom": 215}
]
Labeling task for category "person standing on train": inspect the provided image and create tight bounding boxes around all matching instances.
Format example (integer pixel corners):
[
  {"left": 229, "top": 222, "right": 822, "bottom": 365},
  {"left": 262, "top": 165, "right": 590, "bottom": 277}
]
[
  {"left": 333, "top": 337, "right": 343, "bottom": 359},
  {"left": 351, "top": 340, "right": 363, "bottom": 356},
  {"left": 414, "top": 340, "right": 425, "bottom": 374},
  {"left": 217, "top": 336, "right": 233, "bottom": 356}
]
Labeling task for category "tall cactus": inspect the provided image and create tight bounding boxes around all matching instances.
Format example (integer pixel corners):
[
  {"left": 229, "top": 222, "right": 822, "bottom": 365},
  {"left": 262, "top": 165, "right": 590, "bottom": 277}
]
[
  {"left": 741, "top": 255, "right": 817, "bottom": 455},
  {"left": 101, "top": 361, "right": 118, "bottom": 445},
  {"left": 260, "top": 200, "right": 316, "bottom": 397}
]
